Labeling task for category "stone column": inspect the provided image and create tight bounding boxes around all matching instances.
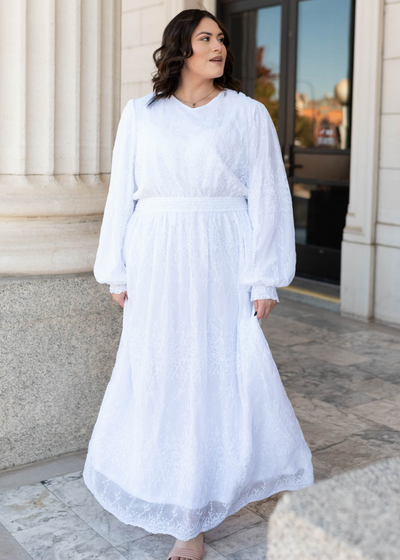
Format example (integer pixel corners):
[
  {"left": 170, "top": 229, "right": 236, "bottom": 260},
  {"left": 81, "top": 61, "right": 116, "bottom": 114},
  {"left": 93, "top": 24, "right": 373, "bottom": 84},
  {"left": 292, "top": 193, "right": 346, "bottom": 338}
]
[
  {"left": 0, "top": 0, "right": 123, "bottom": 471},
  {"left": 0, "top": 0, "right": 121, "bottom": 275},
  {"left": 340, "top": 0, "right": 385, "bottom": 322}
]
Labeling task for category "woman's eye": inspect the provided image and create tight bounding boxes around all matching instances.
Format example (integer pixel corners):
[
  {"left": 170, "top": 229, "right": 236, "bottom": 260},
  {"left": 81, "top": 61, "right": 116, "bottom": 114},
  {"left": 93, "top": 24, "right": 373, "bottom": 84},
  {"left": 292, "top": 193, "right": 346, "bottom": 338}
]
[{"left": 201, "top": 36, "right": 224, "bottom": 42}]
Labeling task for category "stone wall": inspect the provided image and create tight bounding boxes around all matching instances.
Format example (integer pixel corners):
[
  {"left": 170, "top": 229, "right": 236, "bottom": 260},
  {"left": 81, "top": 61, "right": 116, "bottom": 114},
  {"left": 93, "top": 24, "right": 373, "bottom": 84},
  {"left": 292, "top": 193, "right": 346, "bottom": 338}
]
[
  {"left": 374, "top": 0, "right": 400, "bottom": 326},
  {"left": 0, "top": 274, "right": 122, "bottom": 470},
  {"left": 341, "top": 0, "right": 400, "bottom": 329},
  {"left": 120, "top": 0, "right": 217, "bottom": 107}
]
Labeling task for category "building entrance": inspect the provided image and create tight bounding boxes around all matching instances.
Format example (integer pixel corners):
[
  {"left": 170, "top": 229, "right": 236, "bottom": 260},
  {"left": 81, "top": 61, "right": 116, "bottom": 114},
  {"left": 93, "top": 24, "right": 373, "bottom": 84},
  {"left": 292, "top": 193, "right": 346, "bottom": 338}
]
[{"left": 218, "top": 0, "right": 355, "bottom": 284}]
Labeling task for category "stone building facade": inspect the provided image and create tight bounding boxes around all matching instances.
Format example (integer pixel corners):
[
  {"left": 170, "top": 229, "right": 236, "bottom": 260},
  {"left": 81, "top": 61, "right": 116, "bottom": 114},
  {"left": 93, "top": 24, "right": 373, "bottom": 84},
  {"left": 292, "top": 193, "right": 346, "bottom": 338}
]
[{"left": 0, "top": 0, "right": 399, "bottom": 469}]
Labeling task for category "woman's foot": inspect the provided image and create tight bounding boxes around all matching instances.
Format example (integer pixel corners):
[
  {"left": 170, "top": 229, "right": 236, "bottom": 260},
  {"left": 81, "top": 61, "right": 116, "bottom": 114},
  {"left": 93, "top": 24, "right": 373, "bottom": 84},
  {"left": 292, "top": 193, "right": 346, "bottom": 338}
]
[{"left": 169, "top": 531, "right": 204, "bottom": 560}]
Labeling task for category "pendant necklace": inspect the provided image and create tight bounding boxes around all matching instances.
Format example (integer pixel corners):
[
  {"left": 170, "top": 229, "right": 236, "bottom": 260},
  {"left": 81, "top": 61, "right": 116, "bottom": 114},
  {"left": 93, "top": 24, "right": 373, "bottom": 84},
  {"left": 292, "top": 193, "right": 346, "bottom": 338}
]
[{"left": 173, "top": 87, "right": 217, "bottom": 108}]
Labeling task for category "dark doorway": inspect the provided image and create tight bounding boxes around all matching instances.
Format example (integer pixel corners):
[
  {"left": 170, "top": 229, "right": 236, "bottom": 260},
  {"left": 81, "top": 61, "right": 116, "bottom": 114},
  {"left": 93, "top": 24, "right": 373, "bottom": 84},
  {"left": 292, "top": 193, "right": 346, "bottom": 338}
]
[{"left": 218, "top": 0, "right": 355, "bottom": 284}]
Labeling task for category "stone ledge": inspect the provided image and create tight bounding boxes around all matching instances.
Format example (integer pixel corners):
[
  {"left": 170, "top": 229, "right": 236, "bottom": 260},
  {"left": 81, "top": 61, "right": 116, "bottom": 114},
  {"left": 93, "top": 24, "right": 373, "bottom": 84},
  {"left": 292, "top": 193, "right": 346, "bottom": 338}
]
[{"left": 267, "top": 456, "right": 400, "bottom": 559}]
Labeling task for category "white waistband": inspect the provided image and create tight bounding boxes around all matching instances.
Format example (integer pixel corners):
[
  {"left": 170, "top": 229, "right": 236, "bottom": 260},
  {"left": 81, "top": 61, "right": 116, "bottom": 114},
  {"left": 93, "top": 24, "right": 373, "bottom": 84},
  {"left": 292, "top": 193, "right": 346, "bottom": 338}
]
[{"left": 134, "top": 196, "right": 248, "bottom": 212}]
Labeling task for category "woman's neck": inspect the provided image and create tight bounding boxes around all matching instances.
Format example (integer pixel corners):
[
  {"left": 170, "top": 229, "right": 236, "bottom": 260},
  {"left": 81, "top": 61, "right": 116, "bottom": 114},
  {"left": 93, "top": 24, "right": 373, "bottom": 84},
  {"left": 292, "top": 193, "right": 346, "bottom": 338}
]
[{"left": 173, "top": 82, "right": 223, "bottom": 107}]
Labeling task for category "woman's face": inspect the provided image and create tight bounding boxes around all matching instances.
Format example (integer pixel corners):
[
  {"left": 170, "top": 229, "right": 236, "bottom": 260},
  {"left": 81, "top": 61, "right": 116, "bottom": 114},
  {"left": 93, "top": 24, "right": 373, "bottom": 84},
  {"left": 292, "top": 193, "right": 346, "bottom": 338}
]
[{"left": 183, "top": 17, "right": 227, "bottom": 80}]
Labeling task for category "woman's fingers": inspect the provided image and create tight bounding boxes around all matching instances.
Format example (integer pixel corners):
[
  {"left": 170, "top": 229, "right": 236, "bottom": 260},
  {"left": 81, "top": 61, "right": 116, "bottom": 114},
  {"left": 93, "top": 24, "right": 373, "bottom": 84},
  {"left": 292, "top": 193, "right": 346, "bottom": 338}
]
[
  {"left": 253, "top": 298, "right": 277, "bottom": 319},
  {"left": 112, "top": 292, "right": 128, "bottom": 308}
]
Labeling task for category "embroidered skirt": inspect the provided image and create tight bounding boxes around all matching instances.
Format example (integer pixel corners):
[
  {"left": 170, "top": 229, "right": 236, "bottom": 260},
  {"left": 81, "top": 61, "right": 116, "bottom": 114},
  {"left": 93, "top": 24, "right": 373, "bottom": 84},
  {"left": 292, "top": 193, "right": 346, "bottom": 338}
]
[{"left": 83, "top": 196, "right": 314, "bottom": 540}]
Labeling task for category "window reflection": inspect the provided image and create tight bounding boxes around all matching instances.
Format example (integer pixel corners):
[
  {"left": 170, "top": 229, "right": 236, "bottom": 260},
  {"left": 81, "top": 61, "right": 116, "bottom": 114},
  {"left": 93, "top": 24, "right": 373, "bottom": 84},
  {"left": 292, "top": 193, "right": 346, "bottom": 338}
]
[
  {"left": 255, "top": 6, "right": 281, "bottom": 129},
  {"left": 295, "top": 0, "right": 352, "bottom": 149},
  {"left": 293, "top": 183, "right": 349, "bottom": 249},
  {"left": 230, "top": 6, "right": 282, "bottom": 131}
]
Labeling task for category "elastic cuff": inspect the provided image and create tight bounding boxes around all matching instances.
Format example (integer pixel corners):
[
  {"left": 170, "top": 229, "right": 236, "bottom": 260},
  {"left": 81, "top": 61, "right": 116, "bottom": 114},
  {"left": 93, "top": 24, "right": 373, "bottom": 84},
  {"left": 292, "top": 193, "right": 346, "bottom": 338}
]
[
  {"left": 109, "top": 284, "right": 127, "bottom": 294},
  {"left": 251, "top": 285, "right": 279, "bottom": 303}
]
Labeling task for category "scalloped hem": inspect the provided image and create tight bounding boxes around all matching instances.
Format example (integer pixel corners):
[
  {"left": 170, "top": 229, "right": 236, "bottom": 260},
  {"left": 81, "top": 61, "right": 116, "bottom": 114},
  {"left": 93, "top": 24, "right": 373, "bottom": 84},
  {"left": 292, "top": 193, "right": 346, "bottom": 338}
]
[{"left": 82, "top": 457, "right": 314, "bottom": 541}]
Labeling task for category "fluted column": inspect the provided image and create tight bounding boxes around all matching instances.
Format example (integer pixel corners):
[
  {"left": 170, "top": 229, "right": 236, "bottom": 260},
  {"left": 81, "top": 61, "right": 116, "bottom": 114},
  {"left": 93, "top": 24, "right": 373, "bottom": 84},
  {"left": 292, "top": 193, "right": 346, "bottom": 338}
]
[{"left": 0, "top": 0, "right": 121, "bottom": 275}]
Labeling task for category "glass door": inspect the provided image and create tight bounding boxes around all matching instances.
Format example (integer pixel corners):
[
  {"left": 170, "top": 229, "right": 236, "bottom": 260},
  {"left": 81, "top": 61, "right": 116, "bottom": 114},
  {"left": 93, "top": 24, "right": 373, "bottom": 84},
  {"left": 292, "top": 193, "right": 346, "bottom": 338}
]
[
  {"left": 225, "top": 1, "right": 287, "bottom": 146},
  {"left": 218, "top": 0, "right": 355, "bottom": 284}
]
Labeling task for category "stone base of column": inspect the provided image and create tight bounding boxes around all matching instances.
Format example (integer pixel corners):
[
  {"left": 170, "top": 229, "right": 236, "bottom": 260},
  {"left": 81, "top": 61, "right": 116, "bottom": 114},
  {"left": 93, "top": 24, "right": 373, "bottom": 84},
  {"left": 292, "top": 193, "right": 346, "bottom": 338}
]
[
  {"left": 0, "top": 273, "right": 121, "bottom": 470},
  {"left": 340, "top": 239, "right": 375, "bottom": 322},
  {"left": 0, "top": 174, "right": 109, "bottom": 275}
]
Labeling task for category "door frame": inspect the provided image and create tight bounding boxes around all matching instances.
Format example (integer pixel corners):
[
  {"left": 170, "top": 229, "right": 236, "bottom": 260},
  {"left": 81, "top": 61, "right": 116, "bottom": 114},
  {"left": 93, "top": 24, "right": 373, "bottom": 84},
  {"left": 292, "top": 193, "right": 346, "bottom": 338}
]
[
  {"left": 218, "top": 0, "right": 385, "bottom": 320},
  {"left": 218, "top": 0, "right": 356, "bottom": 284},
  {"left": 218, "top": 0, "right": 289, "bottom": 153}
]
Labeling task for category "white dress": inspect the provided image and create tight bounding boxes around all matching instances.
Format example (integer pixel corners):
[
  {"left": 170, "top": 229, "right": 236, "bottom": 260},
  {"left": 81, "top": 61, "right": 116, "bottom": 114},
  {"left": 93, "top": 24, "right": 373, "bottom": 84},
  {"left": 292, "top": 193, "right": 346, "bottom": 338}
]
[{"left": 83, "top": 88, "right": 314, "bottom": 540}]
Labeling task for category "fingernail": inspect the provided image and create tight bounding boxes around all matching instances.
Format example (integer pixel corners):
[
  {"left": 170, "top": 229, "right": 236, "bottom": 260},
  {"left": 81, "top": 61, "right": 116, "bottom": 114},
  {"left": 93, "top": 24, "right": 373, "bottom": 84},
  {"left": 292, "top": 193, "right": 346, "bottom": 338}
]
[{"left": 254, "top": 311, "right": 257, "bottom": 316}]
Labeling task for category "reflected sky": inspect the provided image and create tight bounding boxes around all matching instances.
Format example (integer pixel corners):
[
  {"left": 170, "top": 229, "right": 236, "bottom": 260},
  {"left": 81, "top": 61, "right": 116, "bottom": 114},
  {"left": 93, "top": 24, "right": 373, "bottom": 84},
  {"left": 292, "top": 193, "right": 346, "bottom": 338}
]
[
  {"left": 297, "top": 0, "right": 352, "bottom": 100},
  {"left": 242, "top": 0, "right": 353, "bottom": 147},
  {"left": 256, "top": 6, "right": 281, "bottom": 100},
  {"left": 255, "top": 0, "right": 352, "bottom": 102}
]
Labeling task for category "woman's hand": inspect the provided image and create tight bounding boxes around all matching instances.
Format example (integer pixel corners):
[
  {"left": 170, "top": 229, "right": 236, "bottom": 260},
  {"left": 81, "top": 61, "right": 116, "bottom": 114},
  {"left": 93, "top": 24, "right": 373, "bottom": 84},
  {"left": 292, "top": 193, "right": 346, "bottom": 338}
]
[
  {"left": 253, "top": 298, "right": 277, "bottom": 320},
  {"left": 112, "top": 292, "right": 128, "bottom": 308}
]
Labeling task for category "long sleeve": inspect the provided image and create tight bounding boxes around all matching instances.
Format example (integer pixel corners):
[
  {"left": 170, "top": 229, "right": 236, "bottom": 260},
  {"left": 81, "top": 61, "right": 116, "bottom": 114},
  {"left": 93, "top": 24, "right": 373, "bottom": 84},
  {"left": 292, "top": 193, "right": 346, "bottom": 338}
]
[
  {"left": 241, "top": 101, "right": 296, "bottom": 303},
  {"left": 93, "top": 99, "right": 138, "bottom": 294}
]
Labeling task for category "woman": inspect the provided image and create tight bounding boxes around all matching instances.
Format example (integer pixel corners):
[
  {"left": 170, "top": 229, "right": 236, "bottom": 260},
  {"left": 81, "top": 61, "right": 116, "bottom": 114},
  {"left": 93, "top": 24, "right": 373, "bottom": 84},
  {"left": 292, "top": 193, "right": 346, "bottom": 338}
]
[{"left": 83, "top": 8, "right": 314, "bottom": 560}]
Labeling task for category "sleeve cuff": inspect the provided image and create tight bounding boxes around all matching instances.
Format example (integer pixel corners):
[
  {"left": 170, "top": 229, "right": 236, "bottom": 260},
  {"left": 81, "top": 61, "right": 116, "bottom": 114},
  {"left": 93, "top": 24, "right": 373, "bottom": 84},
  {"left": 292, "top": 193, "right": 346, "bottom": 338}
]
[
  {"left": 109, "top": 284, "right": 127, "bottom": 294},
  {"left": 251, "top": 285, "right": 279, "bottom": 303}
]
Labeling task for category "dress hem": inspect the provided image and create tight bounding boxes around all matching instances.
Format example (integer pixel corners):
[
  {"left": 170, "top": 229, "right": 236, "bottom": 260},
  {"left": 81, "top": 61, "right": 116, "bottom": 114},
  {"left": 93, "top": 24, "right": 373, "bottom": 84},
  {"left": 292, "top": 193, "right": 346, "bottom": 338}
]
[{"left": 82, "top": 460, "right": 314, "bottom": 541}]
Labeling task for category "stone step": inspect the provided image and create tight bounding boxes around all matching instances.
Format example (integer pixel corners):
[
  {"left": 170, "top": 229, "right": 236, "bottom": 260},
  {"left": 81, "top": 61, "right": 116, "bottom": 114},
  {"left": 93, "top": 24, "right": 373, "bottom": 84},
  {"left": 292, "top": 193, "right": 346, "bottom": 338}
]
[{"left": 277, "top": 276, "right": 341, "bottom": 313}]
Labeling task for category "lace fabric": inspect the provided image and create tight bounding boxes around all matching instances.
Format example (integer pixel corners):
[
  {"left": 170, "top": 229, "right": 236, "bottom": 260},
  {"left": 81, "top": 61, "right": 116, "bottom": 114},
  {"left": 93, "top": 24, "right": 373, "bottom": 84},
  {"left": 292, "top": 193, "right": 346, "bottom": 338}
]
[
  {"left": 85, "top": 90, "right": 314, "bottom": 540},
  {"left": 109, "top": 284, "right": 127, "bottom": 295},
  {"left": 83, "top": 457, "right": 313, "bottom": 541},
  {"left": 93, "top": 89, "right": 295, "bottom": 301},
  {"left": 251, "top": 285, "right": 279, "bottom": 303}
]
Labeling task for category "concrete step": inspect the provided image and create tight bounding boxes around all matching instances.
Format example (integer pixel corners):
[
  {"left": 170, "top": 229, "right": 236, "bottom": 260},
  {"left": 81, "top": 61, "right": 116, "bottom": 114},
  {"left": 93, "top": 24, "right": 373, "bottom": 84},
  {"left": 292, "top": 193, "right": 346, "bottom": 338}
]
[{"left": 277, "top": 276, "right": 341, "bottom": 313}]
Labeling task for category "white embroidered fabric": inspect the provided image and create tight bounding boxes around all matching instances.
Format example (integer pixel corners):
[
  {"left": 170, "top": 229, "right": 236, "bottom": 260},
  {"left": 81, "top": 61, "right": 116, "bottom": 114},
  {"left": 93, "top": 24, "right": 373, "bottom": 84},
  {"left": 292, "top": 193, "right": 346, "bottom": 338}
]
[
  {"left": 83, "top": 89, "right": 314, "bottom": 540},
  {"left": 93, "top": 89, "right": 296, "bottom": 302},
  {"left": 109, "top": 284, "right": 127, "bottom": 295}
]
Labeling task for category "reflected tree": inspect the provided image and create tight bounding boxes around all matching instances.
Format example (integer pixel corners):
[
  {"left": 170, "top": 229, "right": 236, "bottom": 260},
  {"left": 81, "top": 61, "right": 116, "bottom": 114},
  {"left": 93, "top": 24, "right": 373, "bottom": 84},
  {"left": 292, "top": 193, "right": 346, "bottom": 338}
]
[{"left": 254, "top": 46, "right": 279, "bottom": 129}]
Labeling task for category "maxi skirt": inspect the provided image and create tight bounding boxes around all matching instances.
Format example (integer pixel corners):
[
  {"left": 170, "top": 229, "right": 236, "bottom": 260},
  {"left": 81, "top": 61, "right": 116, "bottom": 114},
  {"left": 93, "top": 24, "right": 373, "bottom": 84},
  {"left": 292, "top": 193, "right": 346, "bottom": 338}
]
[{"left": 83, "top": 196, "right": 314, "bottom": 540}]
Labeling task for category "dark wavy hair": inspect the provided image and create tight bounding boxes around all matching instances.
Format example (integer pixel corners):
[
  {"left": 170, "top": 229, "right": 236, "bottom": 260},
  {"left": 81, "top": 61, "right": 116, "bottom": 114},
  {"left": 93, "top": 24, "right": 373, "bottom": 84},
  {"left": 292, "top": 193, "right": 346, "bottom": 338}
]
[{"left": 147, "top": 8, "right": 241, "bottom": 107}]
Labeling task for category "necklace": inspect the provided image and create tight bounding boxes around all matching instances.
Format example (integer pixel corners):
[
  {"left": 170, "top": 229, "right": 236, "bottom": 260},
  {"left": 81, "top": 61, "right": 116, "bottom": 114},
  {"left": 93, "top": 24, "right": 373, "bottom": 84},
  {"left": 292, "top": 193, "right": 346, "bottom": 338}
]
[{"left": 173, "top": 87, "right": 217, "bottom": 108}]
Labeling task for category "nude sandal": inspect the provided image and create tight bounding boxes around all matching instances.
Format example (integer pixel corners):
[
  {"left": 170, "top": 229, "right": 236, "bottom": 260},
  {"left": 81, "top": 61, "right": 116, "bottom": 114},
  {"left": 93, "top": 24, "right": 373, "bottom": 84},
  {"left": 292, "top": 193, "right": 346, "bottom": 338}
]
[{"left": 166, "top": 547, "right": 204, "bottom": 560}]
